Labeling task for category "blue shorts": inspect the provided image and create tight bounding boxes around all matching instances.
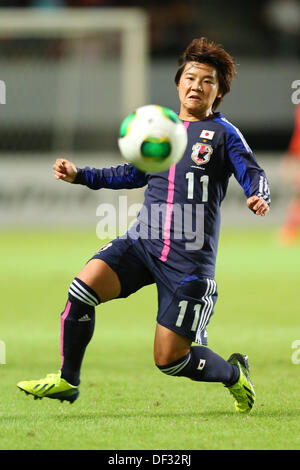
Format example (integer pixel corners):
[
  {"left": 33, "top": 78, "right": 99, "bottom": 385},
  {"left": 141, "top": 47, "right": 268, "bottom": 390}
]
[{"left": 91, "top": 237, "right": 218, "bottom": 345}]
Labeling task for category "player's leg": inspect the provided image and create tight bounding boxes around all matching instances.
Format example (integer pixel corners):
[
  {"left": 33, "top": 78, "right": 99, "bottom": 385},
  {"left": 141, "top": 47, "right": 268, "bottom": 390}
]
[
  {"left": 153, "top": 276, "right": 255, "bottom": 412},
  {"left": 17, "top": 258, "right": 120, "bottom": 403},
  {"left": 154, "top": 323, "right": 238, "bottom": 385},
  {"left": 76, "top": 258, "right": 121, "bottom": 301},
  {"left": 60, "top": 258, "right": 121, "bottom": 387},
  {"left": 154, "top": 324, "right": 255, "bottom": 413},
  {"left": 17, "top": 237, "right": 154, "bottom": 402},
  {"left": 54, "top": 236, "right": 154, "bottom": 388}
]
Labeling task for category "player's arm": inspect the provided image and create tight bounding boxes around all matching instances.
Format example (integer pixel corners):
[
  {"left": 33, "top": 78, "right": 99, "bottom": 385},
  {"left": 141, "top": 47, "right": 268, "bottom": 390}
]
[
  {"left": 225, "top": 126, "right": 271, "bottom": 216},
  {"left": 53, "top": 158, "right": 147, "bottom": 190}
]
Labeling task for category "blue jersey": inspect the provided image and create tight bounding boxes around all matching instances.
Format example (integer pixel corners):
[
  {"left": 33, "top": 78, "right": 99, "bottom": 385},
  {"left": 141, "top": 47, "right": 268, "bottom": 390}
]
[{"left": 74, "top": 112, "right": 270, "bottom": 278}]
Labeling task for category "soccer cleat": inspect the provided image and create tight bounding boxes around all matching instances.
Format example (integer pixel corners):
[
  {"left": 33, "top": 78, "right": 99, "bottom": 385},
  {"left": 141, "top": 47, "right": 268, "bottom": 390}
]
[
  {"left": 226, "top": 353, "right": 255, "bottom": 413},
  {"left": 17, "top": 371, "right": 79, "bottom": 403}
]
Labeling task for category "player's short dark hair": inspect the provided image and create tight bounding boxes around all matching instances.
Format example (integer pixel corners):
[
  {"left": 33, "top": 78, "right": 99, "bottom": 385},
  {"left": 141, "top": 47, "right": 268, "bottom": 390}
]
[{"left": 175, "top": 37, "right": 236, "bottom": 111}]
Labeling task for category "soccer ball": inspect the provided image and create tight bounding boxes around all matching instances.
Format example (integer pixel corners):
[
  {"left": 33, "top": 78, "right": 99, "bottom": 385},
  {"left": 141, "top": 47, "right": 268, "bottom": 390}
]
[{"left": 118, "top": 104, "right": 188, "bottom": 173}]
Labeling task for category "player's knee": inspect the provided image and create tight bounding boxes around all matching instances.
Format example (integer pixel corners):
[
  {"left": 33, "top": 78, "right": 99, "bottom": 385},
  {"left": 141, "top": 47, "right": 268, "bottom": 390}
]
[
  {"left": 154, "top": 339, "right": 191, "bottom": 368},
  {"left": 68, "top": 277, "right": 101, "bottom": 307},
  {"left": 77, "top": 258, "right": 121, "bottom": 302},
  {"left": 154, "top": 349, "right": 179, "bottom": 367}
]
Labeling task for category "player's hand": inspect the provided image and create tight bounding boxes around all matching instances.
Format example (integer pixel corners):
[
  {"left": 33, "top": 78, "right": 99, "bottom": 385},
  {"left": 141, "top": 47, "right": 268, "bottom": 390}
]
[
  {"left": 53, "top": 158, "right": 77, "bottom": 183},
  {"left": 247, "top": 195, "right": 269, "bottom": 216}
]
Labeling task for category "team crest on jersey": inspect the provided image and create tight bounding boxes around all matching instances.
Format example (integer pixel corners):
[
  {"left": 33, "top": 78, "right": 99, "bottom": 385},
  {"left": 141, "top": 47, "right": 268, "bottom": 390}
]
[{"left": 191, "top": 142, "right": 213, "bottom": 165}]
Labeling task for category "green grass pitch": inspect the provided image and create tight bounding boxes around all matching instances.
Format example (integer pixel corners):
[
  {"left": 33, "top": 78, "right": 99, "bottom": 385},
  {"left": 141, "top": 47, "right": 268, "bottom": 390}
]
[{"left": 0, "top": 227, "right": 299, "bottom": 450}]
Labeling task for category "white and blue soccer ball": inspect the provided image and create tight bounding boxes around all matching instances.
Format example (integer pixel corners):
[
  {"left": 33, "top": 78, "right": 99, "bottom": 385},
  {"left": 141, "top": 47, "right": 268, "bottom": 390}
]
[{"left": 118, "top": 104, "right": 188, "bottom": 173}]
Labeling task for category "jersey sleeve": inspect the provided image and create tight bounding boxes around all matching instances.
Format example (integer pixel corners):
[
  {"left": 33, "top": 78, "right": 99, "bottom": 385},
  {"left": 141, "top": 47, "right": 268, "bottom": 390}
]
[
  {"left": 72, "top": 163, "right": 148, "bottom": 190},
  {"left": 223, "top": 121, "right": 271, "bottom": 205}
]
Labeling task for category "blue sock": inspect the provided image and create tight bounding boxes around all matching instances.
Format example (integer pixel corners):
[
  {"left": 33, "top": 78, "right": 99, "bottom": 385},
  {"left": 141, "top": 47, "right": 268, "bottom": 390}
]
[
  {"left": 60, "top": 278, "right": 100, "bottom": 386},
  {"left": 157, "top": 345, "right": 239, "bottom": 386}
]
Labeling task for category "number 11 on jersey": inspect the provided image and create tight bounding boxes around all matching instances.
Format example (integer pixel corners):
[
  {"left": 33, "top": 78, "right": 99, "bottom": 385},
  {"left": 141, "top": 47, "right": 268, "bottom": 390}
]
[{"left": 186, "top": 172, "right": 209, "bottom": 202}]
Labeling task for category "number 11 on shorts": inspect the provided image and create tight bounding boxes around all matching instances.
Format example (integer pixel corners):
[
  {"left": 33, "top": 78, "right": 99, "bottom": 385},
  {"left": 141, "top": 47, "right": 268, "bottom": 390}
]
[{"left": 176, "top": 300, "right": 202, "bottom": 331}]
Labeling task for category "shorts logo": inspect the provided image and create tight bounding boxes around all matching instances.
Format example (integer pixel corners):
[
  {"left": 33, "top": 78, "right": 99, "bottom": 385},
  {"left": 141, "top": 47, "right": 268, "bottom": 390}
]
[
  {"left": 197, "top": 359, "right": 206, "bottom": 370},
  {"left": 98, "top": 242, "right": 112, "bottom": 253},
  {"left": 191, "top": 142, "right": 213, "bottom": 165}
]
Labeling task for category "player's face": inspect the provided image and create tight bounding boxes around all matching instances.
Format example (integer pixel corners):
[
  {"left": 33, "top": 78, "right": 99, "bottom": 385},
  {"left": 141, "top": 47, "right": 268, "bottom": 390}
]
[{"left": 177, "top": 62, "right": 222, "bottom": 121}]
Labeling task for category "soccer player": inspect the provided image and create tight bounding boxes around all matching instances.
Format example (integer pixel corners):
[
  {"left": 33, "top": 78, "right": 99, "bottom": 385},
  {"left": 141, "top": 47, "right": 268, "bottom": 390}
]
[
  {"left": 279, "top": 104, "right": 300, "bottom": 244},
  {"left": 17, "top": 37, "right": 270, "bottom": 413}
]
